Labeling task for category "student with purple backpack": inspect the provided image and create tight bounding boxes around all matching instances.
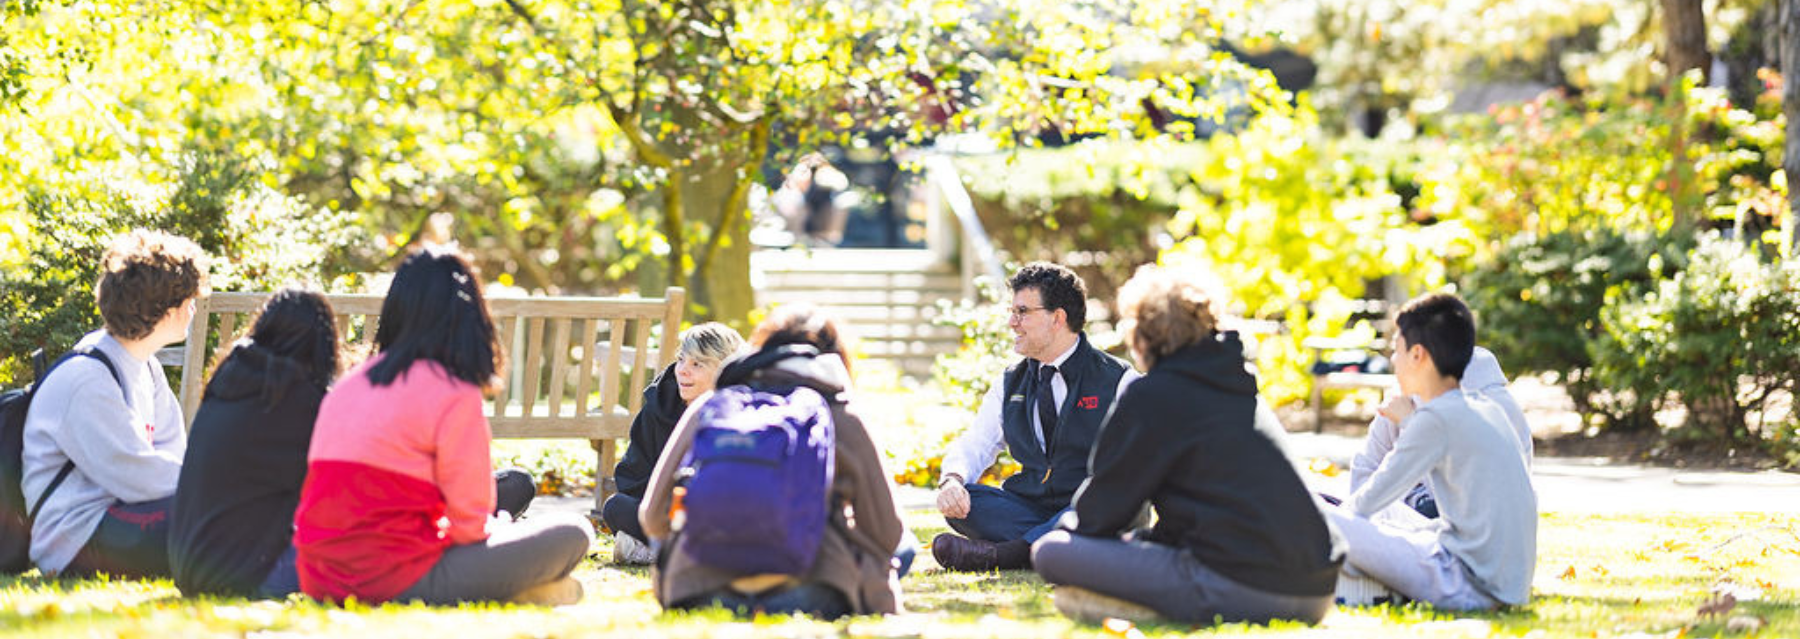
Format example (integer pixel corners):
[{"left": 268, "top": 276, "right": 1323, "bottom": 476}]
[{"left": 640, "top": 305, "right": 905, "bottom": 618}]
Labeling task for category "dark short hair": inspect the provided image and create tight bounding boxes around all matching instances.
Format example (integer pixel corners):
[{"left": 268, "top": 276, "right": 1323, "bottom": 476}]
[
  {"left": 368, "top": 248, "right": 504, "bottom": 391},
  {"left": 749, "top": 304, "right": 852, "bottom": 376},
  {"left": 96, "top": 229, "right": 208, "bottom": 340},
  {"left": 1395, "top": 293, "right": 1477, "bottom": 380},
  {"left": 1008, "top": 262, "right": 1087, "bottom": 332}
]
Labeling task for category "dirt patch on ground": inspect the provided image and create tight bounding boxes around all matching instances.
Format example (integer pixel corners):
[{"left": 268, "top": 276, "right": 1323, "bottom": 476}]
[{"left": 1533, "top": 428, "right": 1786, "bottom": 470}]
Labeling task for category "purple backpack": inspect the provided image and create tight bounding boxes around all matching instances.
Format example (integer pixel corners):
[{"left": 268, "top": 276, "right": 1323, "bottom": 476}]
[{"left": 677, "top": 383, "right": 835, "bottom": 575}]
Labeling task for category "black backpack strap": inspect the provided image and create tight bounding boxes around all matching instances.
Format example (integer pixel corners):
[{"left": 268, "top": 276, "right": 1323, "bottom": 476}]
[
  {"left": 26, "top": 348, "right": 126, "bottom": 522},
  {"left": 27, "top": 463, "right": 74, "bottom": 521},
  {"left": 61, "top": 349, "right": 123, "bottom": 390}
]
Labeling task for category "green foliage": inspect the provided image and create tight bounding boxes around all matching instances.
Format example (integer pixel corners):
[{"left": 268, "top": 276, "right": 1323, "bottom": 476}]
[
  {"left": 1685, "top": 84, "right": 1789, "bottom": 247},
  {"left": 1591, "top": 235, "right": 1800, "bottom": 442},
  {"left": 1, "top": 0, "right": 1294, "bottom": 329},
  {"left": 1279, "top": 0, "right": 1767, "bottom": 131},
  {"left": 1423, "top": 83, "right": 1786, "bottom": 247},
  {"left": 955, "top": 139, "right": 1194, "bottom": 313},
  {"left": 928, "top": 277, "right": 1014, "bottom": 413},
  {"left": 1162, "top": 109, "right": 1443, "bottom": 405},
  {"left": 1429, "top": 94, "right": 1683, "bottom": 236},
  {"left": 1463, "top": 228, "right": 1691, "bottom": 419},
  {"left": 0, "top": 152, "right": 365, "bottom": 386},
  {"left": 493, "top": 440, "right": 597, "bottom": 497},
  {"left": 912, "top": 276, "right": 1024, "bottom": 488},
  {"left": 953, "top": 107, "right": 1448, "bottom": 407}
]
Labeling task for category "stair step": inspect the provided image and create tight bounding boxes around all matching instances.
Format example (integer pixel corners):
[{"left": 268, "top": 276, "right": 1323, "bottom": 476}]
[
  {"left": 759, "top": 272, "right": 965, "bottom": 291},
  {"left": 840, "top": 324, "right": 963, "bottom": 341},
  {"left": 752, "top": 248, "right": 971, "bottom": 380},
  {"left": 759, "top": 288, "right": 960, "bottom": 307},
  {"left": 752, "top": 248, "right": 953, "bottom": 274}
]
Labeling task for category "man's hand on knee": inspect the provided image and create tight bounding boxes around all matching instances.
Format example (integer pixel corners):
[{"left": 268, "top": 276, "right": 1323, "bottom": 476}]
[{"left": 936, "top": 473, "right": 970, "bottom": 519}]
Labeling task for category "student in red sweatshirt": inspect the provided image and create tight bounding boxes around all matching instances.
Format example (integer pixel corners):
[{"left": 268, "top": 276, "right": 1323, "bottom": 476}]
[{"left": 293, "top": 247, "right": 592, "bottom": 606}]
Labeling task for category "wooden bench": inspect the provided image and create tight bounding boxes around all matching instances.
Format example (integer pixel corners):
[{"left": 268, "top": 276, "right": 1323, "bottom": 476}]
[
  {"left": 176, "top": 288, "right": 687, "bottom": 515},
  {"left": 1305, "top": 335, "right": 1396, "bottom": 432}
]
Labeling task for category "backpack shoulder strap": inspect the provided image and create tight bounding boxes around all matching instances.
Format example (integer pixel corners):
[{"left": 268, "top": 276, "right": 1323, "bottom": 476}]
[
  {"left": 62, "top": 348, "right": 124, "bottom": 389},
  {"left": 26, "top": 347, "right": 127, "bottom": 522},
  {"left": 26, "top": 464, "right": 74, "bottom": 522}
]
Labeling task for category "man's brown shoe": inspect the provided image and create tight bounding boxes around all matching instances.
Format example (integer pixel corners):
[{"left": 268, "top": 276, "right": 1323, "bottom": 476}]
[{"left": 932, "top": 533, "right": 1004, "bottom": 572}]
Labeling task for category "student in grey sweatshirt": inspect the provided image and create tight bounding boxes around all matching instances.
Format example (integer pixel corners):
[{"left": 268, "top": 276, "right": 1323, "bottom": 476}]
[
  {"left": 1322, "top": 294, "right": 1537, "bottom": 610},
  {"left": 1349, "top": 346, "right": 1531, "bottom": 518},
  {"left": 22, "top": 230, "right": 206, "bottom": 578}
]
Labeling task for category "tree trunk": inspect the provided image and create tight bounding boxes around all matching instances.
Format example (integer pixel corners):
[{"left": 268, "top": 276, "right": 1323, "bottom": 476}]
[
  {"left": 1785, "top": 0, "right": 1800, "bottom": 255},
  {"left": 1661, "top": 0, "right": 1712, "bottom": 83},
  {"left": 1662, "top": 0, "right": 1709, "bottom": 234},
  {"left": 683, "top": 159, "right": 756, "bottom": 330}
]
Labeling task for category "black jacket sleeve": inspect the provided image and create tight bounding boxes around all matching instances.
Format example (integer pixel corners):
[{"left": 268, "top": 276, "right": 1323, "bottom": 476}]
[
  {"left": 612, "top": 363, "right": 682, "bottom": 499},
  {"left": 1064, "top": 381, "right": 1180, "bottom": 537}
]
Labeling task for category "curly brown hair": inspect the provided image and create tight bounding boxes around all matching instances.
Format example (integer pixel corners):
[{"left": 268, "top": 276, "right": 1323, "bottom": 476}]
[
  {"left": 1116, "top": 264, "right": 1222, "bottom": 370},
  {"left": 95, "top": 229, "right": 208, "bottom": 341}
]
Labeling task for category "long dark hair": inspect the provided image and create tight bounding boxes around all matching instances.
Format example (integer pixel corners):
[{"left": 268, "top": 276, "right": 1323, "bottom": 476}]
[
  {"left": 213, "top": 286, "right": 341, "bottom": 409},
  {"left": 367, "top": 247, "right": 504, "bottom": 390},
  {"left": 249, "top": 287, "right": 341, "bottom": 391}
]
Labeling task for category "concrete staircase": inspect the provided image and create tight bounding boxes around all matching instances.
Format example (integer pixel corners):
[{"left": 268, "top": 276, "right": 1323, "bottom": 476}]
[{"left": 751, "top": 248, "right": 967, "bottom": 379}]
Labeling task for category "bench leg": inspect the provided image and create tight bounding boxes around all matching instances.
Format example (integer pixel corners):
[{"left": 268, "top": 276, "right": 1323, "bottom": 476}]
[{"left": 592, "top": 438, "right": 618, "bottom": 523}]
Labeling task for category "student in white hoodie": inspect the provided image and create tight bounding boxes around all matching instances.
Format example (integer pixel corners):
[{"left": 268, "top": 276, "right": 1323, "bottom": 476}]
[
  {"left": 1322, "top": 294, "right": 1537, "bottom": 610},
  {"left": 23, "top": 230, "right": 206, "bottom": 577}
]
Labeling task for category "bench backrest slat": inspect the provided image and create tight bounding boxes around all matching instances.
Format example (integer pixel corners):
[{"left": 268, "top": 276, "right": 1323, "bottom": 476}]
[
  {"left": 178, "top": 286, "right": 687, "bottom": 446},
  {"left": 545, "top": 318, "right": 573, "bottom": 421}
]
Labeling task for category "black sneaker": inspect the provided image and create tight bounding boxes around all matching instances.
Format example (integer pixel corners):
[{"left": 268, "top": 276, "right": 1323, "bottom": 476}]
[{"left": 931, "top": 533, "right": 1003, "bottom": 572}]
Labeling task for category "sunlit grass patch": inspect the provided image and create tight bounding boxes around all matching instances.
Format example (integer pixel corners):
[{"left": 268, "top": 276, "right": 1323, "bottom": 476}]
[{"left": 1, "top": 511, "right": 1796, "bottom": 638}]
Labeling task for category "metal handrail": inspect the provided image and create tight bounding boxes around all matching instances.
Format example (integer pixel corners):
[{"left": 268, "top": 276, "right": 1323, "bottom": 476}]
[{"left": 923, "top": 154, "right": 1006, "bottom": 299}]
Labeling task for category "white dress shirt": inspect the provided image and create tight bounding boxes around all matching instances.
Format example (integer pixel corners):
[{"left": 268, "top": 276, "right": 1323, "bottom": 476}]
[{"left": 941, "top": 340, "right": 1140, "bottom": 484}]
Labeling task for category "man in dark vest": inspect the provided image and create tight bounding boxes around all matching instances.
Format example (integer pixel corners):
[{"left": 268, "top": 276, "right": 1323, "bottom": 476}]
[{"left": 932, "top": 262, "right": 1139, "bottom": 572}]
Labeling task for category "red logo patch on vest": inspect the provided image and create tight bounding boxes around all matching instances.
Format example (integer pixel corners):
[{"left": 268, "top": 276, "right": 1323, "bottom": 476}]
[{"left": 1077, "top": 396, "right": 1099, "bottom": 410}]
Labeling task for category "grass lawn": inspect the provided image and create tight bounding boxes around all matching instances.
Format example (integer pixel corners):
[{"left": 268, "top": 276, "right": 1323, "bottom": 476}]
[{"left": 3, "top": 511, "right": 1797, "bottom": 638}]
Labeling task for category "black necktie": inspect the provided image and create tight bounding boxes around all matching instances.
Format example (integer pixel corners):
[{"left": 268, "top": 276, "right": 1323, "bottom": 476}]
[{"left": 1037, "top": 364, "right": 1059, "bottom": 453}]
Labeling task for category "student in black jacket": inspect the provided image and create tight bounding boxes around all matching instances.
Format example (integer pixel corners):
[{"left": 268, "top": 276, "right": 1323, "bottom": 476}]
[
  {"left": 1032, "top": 265, "right": 1344, "bottom": 626},
  {"left": 170, "top": 287, "right": 340, "bottom": 598},
  {"left": 601, "top": 322, "right": 743, "bottom": 564}
]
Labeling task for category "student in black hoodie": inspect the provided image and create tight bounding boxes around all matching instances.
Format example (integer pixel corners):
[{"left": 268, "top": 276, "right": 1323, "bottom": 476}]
[
  {"left": 602, "top": 322, "right": 744, "bottom": 564},
  {"left": 170, "top": 287, "right": 340, "bottom": 598},
  {"left": 1032, "top": 265, "right": 1344, "bottom": 626}
]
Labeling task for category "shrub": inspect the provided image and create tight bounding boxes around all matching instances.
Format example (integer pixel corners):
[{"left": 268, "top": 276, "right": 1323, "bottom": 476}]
[
  {"left": 1590, "top": 236, "right": 1800, "bottom": 442},
  {"left": 928, "top": 277, "right": 1015, "bottom": 412},
  {"left": 1463, "top": 228, "right": 1690, "bottom": 422},
  {"left": 493, "top": 441, "right": 598, "bottom": 497},
  {"left": 0, "top": 153, "right": 366, "bottom": 386}
]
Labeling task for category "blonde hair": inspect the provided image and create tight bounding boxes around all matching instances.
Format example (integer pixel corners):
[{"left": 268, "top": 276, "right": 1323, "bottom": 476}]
[
  {"left": 1116, "top": 264, "right": 1223, "bottom": 370},
  {"left": 679, "top": 322, "right": 745, "bottom": 366}
]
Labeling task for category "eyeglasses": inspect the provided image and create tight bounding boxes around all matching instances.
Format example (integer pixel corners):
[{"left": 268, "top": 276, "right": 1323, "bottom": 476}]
[{"left": 1008, "top": 305, "right": 1049, "bottom": 320}]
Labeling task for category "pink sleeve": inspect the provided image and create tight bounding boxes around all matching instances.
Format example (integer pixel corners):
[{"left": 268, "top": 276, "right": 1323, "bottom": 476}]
[{"left": 435, "top": 387, "right": 495, "bottom": 545}]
